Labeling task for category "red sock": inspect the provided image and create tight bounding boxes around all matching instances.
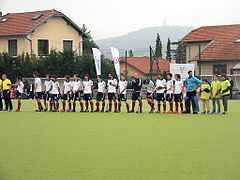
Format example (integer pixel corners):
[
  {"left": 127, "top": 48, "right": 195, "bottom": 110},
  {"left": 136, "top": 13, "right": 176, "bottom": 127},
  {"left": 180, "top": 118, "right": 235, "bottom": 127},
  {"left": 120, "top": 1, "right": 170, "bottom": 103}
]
[
  {"left": 17, "top": 101, "right": 21, "bottom": 110},
  {"left": 90, "top": 101, "right": 94, "bottom": 111},
  {"left": 158, "top": 103, "right": 161, "bottom": 112},
  {"left": 126, "top": 102, "right": 130, "bottom": 112},
  {"left": 118, "top": 102, "right": 121, "bottom": 111},
  {"left": 163, "top": 102, "right": 166, "bottom": 111},
  {"left": 38, "top": 102, "right": 43, "bottom": 111},
  {"left": 73, "top": 102, "right": 76, "bottom": 111},
  {"left": 68, "top": 102, "right": 72, "bottom": 111},
  {"left": 101, "top": 101, "right": 105, "bottom": 111},
  {"left": 62, "top": 101, "right": 66, "bottom": 110},
  {"left": 180, "top": 102, "right": 183, "bottom": 112},
  {"left": 175, "top": 102, "right": 179, "bottom": 112},
  {"left": 108, "top": 102, "right": 112, "bottom": 111},
  {"left": 80, "top": 102, "right": 84, "bottom": 111},
  {"left": 147, "top": 100, "right": 152, "bottom": 107},
  {"left": 151, "top": 102, "right": 155, "bottom": 110},
  {"left": 85, "top": 101, "right": 89, "bottom": 110},
  {"left": 114, "top": 102, "right": 117, "bottom": 111},
  {"left": 170, "top": 102, "right": 173, "bottom": 111},
  {"left": 96, "top": 102, "right": 100, "bottom": 111}
]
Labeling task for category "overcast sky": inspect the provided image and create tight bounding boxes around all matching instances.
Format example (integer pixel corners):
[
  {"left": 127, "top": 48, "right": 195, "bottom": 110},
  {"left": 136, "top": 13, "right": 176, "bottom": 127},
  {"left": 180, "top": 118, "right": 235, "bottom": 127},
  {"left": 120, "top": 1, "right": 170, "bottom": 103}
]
[{"left": 1, "top": 0, "right": 240, "bottom": 40}]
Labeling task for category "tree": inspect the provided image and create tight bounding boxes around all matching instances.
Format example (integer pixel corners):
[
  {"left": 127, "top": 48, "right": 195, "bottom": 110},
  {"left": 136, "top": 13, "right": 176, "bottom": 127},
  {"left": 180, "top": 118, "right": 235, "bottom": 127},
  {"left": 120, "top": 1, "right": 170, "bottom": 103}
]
[
  {"left": 155, "top": 33, "right": 162, "bottom": 58},
  {"left": 173, "top": 42, "right": 186, "bottom": 64},
  {"left": 128, "top": 49, "right": 134, "bottom": 57},
  {"left": 82, "top": 24, "right": 98, "bottom": 54},
  {"left": 166, "top": 38, "right": 171, "bottom": 60}
]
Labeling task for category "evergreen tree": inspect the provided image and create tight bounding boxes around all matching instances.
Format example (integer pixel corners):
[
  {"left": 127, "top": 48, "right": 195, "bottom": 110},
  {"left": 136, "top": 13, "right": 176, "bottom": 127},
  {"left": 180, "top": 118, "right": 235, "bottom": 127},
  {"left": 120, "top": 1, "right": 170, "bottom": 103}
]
[
  {"left": 128, "top": 49, "right": 134, "bottom": 57},
  {"left": 82, "top": 24, "right": 98, "bottom": 54},
  {"left": 155, "top": 33, "right": 162, "bottom": 58},
  {"left": 166, "top": 38, "right": 172, "bottom": 60}
]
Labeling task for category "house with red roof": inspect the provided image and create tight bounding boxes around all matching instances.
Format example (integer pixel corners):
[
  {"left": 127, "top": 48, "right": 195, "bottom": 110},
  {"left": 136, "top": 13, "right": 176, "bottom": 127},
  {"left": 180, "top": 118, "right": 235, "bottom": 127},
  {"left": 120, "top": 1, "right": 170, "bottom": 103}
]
[
  {"left": 181, "top": 24, "right": 240, "bottom": 76},
  {"left": 120, "top": 57, "right": 170, "bottom": 79},
  {"left": 0, "top": 9, "right": 87, "bottom": 56}
]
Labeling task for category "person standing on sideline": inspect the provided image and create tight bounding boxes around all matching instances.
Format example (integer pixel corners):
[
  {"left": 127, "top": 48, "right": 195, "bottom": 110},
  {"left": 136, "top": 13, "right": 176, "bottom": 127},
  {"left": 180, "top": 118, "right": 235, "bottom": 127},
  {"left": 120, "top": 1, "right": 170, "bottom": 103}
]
[
  {"left": 173, "top": 74, "right": 184, "bottom": 113},
  {"left": 82, "top": 74, "right": 94, "bottom": 112},
  {"left": 106, "top": 73, "right": 118, "bottom": 113},
  {"left": 154, "top": 73, "right": 167, "bottom": 113},
  {"left": 33, "top": 72, "right": 43, "bottom": 112},
  {"left": 220, "top": 74, "right": 231, "bottom": 114},
  {"left": 61, "top": 75, "right": 73, "bottom": 112},
  {"left": 43, "top": 74, "right": 53, "bottom": 112},
  {"left": 166, "top": 73, "right": 174, "bottom": 113},
  {"left": 211, "top": 75, "right": 221, "bottom": 114},
  {"left": 14, "top": 77, "right": 24, "bottom": 112},
  {"left": 200, "top": 79, "right": 211, "bottom": 114},
  {"left": 117, "top": 73, "right": 130, "bottom": 113},
  {"left": 2, "top": 74, "right": 13, "bottom": 111},
  {"left": 0, "top": 78, "right": 3, "bottom": 111},
  {"left": 94, "top": 75, "right": 106, "bottom": 112},
  {"left": 183, "top": 71, "right": 202, "bottom": 114},
  {"left": 143, "top": 79, "right": 155, "bottom": 113},
  {"left": 130, "top": 73, "right": 143, "bottom": 113}
]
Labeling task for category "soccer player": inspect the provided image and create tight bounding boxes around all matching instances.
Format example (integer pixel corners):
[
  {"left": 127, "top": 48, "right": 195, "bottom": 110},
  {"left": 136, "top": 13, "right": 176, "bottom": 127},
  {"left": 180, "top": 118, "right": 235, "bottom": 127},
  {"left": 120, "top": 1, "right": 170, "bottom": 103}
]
[
  {"left": 183, "top": 71, "right": 202, "bottom": 114},
  {"left": 82, "top": 74, "right": 94, "bottom": 112},
  {"left": 155, "top": 73, "right": 167, "bottom": 113},
  {"left": 33, "top": 71, "right": 43, "bottom": 112},
  {"left": 166, "top": 73, "right": 174, "bottom": 113},
  {"left": 130, "top": 73, "right": 143, "bottom": 113},
  {"left": 95, "top": 75, "right": 106, "bottom": 112},
  {"left": 0, "top": 78, "right": 3, "bottom": 111},
  {"left": 43, "top": 74, "right": 53, "bottom": 112},
  {"left": 200, "top": 79, "right": 211, "bottom": 114},
  {"left": 173, "top": 74, "right": 184, "bottom": 113},
  {"left": 71, "top": 74, "right": 84, "bottom": 112},
  {"left": 220, "top": 74, "right": 231, "bottom": 114},
  {"left": 50, "top": 75, "right": 60, "bottom": 112},
  {"left": 117, "top": 73, "right": 130, "bottom": 113},
  {"left": 106, "top": 73, "right": 118, "bottom": 113},
  {"left": 15, "top": 77, "right": 24, "bottom": 112},
  {"left": 143, "top": 79, "right": 155, "bottom": 113},
  {"left": 61, "top": 75, "right": 73, "bottom": 112},
  {"left": 211, "top": 75, "right": 221, "bottom": 114},
  {"left": 2, "top": 74, "right": 13, "bottom": 111}
]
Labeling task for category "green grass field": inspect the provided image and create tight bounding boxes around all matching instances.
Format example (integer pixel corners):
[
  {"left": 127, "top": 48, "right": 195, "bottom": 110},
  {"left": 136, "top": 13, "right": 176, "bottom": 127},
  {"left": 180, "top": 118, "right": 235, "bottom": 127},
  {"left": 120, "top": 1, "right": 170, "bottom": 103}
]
[{"left": 0, "top": 100, "right": 240, "bottom": 180}]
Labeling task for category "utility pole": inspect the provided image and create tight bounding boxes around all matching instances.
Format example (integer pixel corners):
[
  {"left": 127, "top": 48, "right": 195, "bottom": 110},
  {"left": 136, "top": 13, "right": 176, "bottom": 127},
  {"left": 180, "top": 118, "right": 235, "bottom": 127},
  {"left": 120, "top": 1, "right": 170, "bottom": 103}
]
[
  {"left": 125, "top": 50, "right": 128, "bottom": 78},
  {"left": 149, "top": 46, "right": 153, "bottom": 80}
]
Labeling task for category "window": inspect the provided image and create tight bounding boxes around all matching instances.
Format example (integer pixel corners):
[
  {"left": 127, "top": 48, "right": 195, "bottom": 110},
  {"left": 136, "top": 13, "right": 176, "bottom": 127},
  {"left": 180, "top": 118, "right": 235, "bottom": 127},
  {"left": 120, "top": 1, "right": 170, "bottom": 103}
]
[
  {"left": 213, "top": 64, "right": 227, "bottom": 75},
  {"left": 63, "top": 40, "right": 73, "bottom": 52},
  {"left": 32, "top": 14, "right": 43, "bottom": 20},
  {"left": 38, "top": 40, "right": 49, "bottom": 56},
  {"left": 8, "top": 39, "right": 17, "bottom": 56}
]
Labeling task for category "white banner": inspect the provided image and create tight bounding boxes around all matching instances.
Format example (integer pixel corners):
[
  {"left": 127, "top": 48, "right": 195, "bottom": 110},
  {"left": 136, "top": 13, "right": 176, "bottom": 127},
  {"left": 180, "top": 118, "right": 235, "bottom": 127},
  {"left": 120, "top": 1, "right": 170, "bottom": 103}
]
[
  {"left": 92, "top": 48, "right": 101, "bottom": 75},
  {"left": 110, "top": 47, "right": 120, "bottom": 79},
  {"left": 170, "top": 64, "right": 195, "bottom": 80}
]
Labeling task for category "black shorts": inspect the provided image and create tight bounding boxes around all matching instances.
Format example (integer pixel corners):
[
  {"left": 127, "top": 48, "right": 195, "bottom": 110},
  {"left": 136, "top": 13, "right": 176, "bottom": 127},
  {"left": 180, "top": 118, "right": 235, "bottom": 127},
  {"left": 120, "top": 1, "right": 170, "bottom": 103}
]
[
  {"left": 96, "top": 92, "right": 105, "bottom": 101},
  {"left": 83, "top": 94, "right": 92, "bottom": 101},
  {"left": 43, "top": 93, "right": 51, "bottom": 101},
  {"left": 72, "top": 92, "right": 81, "bottom": 101},
  {"left": 16, "top": 91, "right": 23, "bottom": 99},
  {"left": 118, "top": 94, "right": 127, "bottom": 101},
  {"left": 132, "top": 92, "right": 141, "bottom": 101},
  {"left": 156, "top": 93, "right": 165, "bottom": 101},
  {"left": 147, "top": 92, "right": 154, "bottom": 100},
  {"left": 174, "top": 93, "right": 183, "bottom": 102},
  {"left": 35, "top": 92, "right": 42, "bottom": 99},
  {"left": 63, "top": 93, "right": 72, "bottom": 101},
  {"left": 166, "top": 94, "right": 173, "bottom": 102},
  {"left": 108, "top": 93, "right": 116, "bottom": 101},
  {"left": 51, "top": 94, "right": 59, "bottom": 101}
]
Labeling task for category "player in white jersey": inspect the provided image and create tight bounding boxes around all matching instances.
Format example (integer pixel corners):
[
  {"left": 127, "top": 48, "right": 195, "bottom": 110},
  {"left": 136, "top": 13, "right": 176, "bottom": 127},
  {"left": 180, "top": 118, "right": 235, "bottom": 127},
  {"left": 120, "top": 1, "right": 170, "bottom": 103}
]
[
  {"left": 43, "top": 74, "right": 53, "bottom": 112},
  {"left": 82, "top": 74, "right": 94, "bottom": 112},
  {"left": 154, "top": 73, "right": 167, "bottom": 113},
  {"left": 173, "top": 74, "right": 184, "bottom": 113},
  {"left": 14, "top": 77, "right": 24, "bottom": 112},
  {"left": 50, "top": 75, "right": 60, "bottom": 112},
  {"left": 71, "top": 74, "right": 84, "bottom": 112},
  {"left": 117, "top": 73, "right": 130, "bottom": 113},
  {"left": 33, "top": 71, "right": 43, "bottom": 112},
  {"left": 143, "top": 79, "right": 155, "bottom": 113},
  {"left": 166, "top": 73, "right": 174, "bottom": 113},
  {"left": 60, "top": 75, "right": 73, "bottom": 112},
  {"left": 95, "top": 75, "right": 106, "bottom": 112},
  {"left": 106, "top": 73, "right": 118, "bottom": 113}
]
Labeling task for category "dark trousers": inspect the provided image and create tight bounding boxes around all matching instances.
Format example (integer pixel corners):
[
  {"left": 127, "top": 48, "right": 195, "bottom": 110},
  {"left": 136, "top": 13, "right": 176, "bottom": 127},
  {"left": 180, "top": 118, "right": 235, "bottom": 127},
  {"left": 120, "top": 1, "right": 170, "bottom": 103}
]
[
  {"left": 3, "top": 90, "right": 13, "bottom": 110},
  {"left": 185, "top": 91, "right": 199, "bottom": 113},
  {"left": 0, "top": 92, "right": 3, "bottom": 110}
]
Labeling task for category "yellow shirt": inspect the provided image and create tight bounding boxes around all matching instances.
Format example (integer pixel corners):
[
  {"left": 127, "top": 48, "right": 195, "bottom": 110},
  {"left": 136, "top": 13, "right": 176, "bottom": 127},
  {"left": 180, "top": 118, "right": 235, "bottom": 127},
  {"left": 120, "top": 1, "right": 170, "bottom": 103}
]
[
  {"left": 0, "top": 79, "right": 2, "bottom": 90},
  {"left": 221, "top": 80, "right": 230, "bottom": 96},
  {"left": 211, "top": 81, "right": 221, "bottom": 98},
  {"left": 201, "top": 83, "right": 211, "bottom": 100},
  {"left": 2, "top": 79, "right": 11, "bottom": 90}
]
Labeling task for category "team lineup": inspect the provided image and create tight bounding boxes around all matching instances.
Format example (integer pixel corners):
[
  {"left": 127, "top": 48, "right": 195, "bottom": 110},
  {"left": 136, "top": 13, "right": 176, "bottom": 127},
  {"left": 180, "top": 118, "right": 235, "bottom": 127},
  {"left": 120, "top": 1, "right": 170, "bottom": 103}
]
[{"left": 0, "top": 70, "right": 231, "bottom": 114}]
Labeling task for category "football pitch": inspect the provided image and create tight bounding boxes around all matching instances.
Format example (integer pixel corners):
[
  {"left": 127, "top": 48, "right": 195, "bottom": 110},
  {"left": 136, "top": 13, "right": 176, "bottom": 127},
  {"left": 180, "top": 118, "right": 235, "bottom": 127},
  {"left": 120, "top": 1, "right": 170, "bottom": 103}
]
[{"left": 0, "top": 100, "right": 240, "bottom": 180}]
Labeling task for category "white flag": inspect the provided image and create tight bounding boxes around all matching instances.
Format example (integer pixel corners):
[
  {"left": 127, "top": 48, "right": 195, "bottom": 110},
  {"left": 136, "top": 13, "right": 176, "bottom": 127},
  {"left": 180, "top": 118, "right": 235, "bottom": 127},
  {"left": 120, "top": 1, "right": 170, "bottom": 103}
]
[
  {"left": 110, "top": 47, "right": 120, "bottom": 79},
  {"left": 92, "top": 48, "right": 101, "bottom": 75}
]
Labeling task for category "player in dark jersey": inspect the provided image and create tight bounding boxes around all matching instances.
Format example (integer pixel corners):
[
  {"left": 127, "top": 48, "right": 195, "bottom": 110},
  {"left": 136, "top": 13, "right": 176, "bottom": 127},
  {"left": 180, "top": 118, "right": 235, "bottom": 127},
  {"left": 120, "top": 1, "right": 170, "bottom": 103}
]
[{"left": 130, "top": 73, "right": 143, "bottom": 113}]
